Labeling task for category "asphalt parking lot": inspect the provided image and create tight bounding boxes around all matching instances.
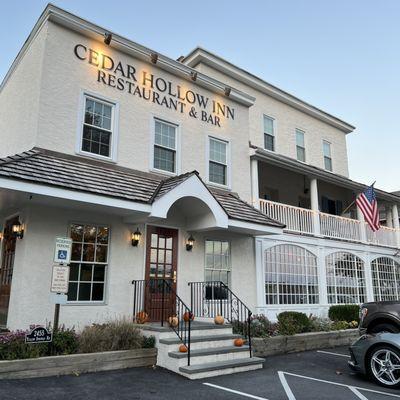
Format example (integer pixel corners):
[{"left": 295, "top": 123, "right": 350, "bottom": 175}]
[{"left": 1, "top": 346, "right": 400, "bottom": 399}]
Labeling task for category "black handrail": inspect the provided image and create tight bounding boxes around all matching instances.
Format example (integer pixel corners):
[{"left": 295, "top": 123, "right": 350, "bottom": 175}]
[
  {"left": 132, "top": 279, "right": 192, "bottom": 365},
  {"left": 189, "top": 281, "right": 253, "bottom": 357}
]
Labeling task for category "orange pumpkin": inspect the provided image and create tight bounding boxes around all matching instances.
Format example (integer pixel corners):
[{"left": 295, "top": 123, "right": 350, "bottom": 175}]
[
  {"left": 234, "top": 338, "right": 244, "bottom": 347},
  {"left": 135, "top": 311, "right": 149, "bottom": 324},
  {"left": 168, "top": 316, "right": 179, "bottom": 327},
  {"left": 179, "top": 344, "right": 188, "bottom": 353},
  {"left": 214, "top": 315, "right": 224, "bottom": 325},
  {"left": 183, "top": 312, "right": 194, "bottom": 322}
]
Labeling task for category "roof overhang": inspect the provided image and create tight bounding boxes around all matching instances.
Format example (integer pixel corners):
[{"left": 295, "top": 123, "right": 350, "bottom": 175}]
[{"left": 182, "top": 47, "right": 355, "bottom": 134}]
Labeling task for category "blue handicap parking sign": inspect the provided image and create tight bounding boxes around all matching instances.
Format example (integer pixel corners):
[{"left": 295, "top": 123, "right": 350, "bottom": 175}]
[{"left": 58, "top": 250, "right": 67, "bottom": 260}]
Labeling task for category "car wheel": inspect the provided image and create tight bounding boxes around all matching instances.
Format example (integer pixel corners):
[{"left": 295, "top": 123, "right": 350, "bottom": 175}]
[
  {"left": 370, "top": 323, "right": 400, "bottom": 334},
  {"left": 367, "top": 345, "right": 400, "bottom": 388}
]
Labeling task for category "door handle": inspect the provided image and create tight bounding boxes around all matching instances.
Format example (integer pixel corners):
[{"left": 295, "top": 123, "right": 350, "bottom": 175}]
[{"left": 173, "top": 270, "right": 177, "bottom": 283}]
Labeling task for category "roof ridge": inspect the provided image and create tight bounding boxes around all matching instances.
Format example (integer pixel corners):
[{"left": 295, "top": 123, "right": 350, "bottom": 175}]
[{"left": 0, "top": 148, "right": 40, "bottom": 166}]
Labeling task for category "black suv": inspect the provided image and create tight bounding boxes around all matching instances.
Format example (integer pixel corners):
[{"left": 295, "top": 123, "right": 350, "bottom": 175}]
[{"left": 359, "top": 301, "right": 400, "bottom": 334}]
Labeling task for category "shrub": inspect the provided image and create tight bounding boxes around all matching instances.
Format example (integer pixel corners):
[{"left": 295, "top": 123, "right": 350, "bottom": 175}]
[
  {"left": 78, "top": 319, "right": 145, "bottom": 354},
  {"left": 277, "top": 312, "right": 310, "bottom": 335},
  {"left": 52, "top": 326, "right": 79, "bottom": 355},
  {"left": 331, "top": 320, "right": 349, "bottom": 330},
  {"left": 308, "top": 316, "right": 333, "bottom": 332},
  {"left": 328, "top": 305, "right": 359, "bottom": 323},
  {"left": 0, "top": 330, "right": 47, "bottom": 360},
  {"left": 232, "top": 315, "right": 278, "bottom": 338},
  {"left": 142, "top": 335, "right": 156, "bottom": 349}
]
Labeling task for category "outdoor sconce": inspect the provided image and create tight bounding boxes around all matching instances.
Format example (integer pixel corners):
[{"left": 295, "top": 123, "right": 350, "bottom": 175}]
[
  {"left": 0, "top": 232, "right": 3, "bottom": 241},
  {"left": 190, "top": 71, "right": 198, "bottom": 81},
  {"left": 12, "top": 220, "right": 24, "bottom": 239},
  {"left": 224, "top": 86, "right": 231, "bottom": 97},
  {"left": 150, "top": 52, "right": 158, "bottom": 64},
  {"left": 131, "top": 228, "right": 141, "bottom": 247},
  {"left": 186, "top": 235, "right": 195, "bottom": 251},
  {"left": 104, "top": 32, "right": 112, "bottom": 45}
]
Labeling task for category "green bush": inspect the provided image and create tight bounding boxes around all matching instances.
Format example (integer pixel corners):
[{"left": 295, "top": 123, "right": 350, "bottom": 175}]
[
  {"left": 308, "top": 316, "right": 333, "bottom": 332},
  {"left": 331, "top": 320, "right": 349, "bottom": 330},
  {"left": 277, "top": 312, "right": 310, "bottom": 335},
  {"left": 52, "top": 326, "right": 79, "bottom": 355},
  {"left": 0, "top": 330, "right": 48, "bottom": 360},
  {"left": 328, "top": 305, "right": 359, "bottom": 323},
  {"left": 232, "top": 315, "right": 278, "bottom": 338},
  {"left": 142, "top": 335, "right": 156, "bottom": 349},
  {"left": 78, "top": 319, "right": 145, "bottom": 354}
]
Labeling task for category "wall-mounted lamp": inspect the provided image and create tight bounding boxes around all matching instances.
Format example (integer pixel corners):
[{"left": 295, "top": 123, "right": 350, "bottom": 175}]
[
  {"left": 0, "top": 232, "right": 3, "bottom": 241},
  {"left": 186, "top": 235, "right": 195, "bottom": 251},
  {"left": 190, "top": 71, "right": 198, "bottom": 81},
  {"left": 131, "top": 228, "right": 141, "bottom": 247},
  {"left": 150, "top": 52, "right": 158, "bottom": 64},
  {"left": 104, "top": 32, "right": 112, "bottom": 45},
  {"left": 12, "top": 220, "right": 24, "bottom": 239},
  {"left": 224, "top": 86, "right": 231, "bottom": 97}
]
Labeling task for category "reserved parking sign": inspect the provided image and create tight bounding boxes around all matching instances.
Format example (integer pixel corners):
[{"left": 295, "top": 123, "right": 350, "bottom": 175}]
[{"left": 54, "top": 237, "right": 72, "bottom": 264}]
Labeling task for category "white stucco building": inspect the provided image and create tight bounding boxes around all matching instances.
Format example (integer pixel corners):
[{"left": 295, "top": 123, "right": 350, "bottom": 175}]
[{"left": 1, "top": 4, "right": 400, "bottom": 334}]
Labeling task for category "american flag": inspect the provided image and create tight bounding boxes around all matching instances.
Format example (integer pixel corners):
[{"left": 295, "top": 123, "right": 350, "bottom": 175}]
[{"left": 356, "top": 184, "right": 380, "bottom": 232}]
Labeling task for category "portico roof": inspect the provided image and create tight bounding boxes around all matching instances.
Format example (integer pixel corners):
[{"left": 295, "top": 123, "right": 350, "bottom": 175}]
[{"left": 0, "top": 148, "right": 284, "bottom": 230}]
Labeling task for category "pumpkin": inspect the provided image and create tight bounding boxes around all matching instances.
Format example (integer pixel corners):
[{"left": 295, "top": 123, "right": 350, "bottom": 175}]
[
  {"left": 183, "top": 312, "right": 194, "bottom": 322},
  {"left": 214, "top": 315, "right": 224, "bottom": 325},
  {"left": 135, "top": 311, "right": 149, "bottom": 324},
  {"left": 168, "top": 316, "right": 179, "bottom": 327},
  {"left": 234, "top": 338, "right": 244, "bottom": 347},
  {"left": 179, "top": 344, "right": 188, "bottom": 353}
]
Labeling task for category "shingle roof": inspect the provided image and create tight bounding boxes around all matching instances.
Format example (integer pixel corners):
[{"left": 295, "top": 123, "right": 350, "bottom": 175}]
[{"left": 0, "top": 148, "right": 283, "bottom": 228}]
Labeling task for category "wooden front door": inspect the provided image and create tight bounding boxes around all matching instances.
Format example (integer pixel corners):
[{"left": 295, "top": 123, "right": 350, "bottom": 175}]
[
  {"left": 0, "top": 217, "right": 18, "bottom": 327},
  {"left": 145, "top": 226, "right": 178, "bottom": 322}
]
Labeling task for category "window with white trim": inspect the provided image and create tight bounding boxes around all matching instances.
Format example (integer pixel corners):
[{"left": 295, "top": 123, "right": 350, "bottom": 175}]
[
  {"left": 208, "top": 137, "right": 228, "bottom": 186},
  {"left": 371, "top": 257, "right": 400, "bottom": 301},
  {"left": 263, "top": 115, "right": 275, "bottom": 151},
  {"left": 326, "top": 252, "right": 366, "bottom": 304},
  {"left": 205, "top": 240, "right": 231, "bottom": 285},
  {"left": 67, "top": 224, "right": 109, "bottom": 302},
  {"left": 323, "top": 140, "right": 332, "bottom": 171},
  {"left": 264, "top": 244, "right": 319, "bottom": 305},
  {"left": 296, "top": 129, "right": 306, "bottom": 162},
  {"left": 82, "top": 96, "right": 114, "bottom": 158},
  {"left": 153, "top": 119, "right": 177, "bottom": 173}
]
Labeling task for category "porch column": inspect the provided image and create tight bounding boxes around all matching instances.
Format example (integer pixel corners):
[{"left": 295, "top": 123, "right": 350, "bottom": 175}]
[
  {"left": 392, "top": 204, "right": 400, "bottom": 248},
  {"left": 356, "top": 206, "right": 367, "bottom": 243},
  {"left": 310, "top": 178, "right": 321, "bottom": 235},
  {"left": 386, "top": 206, "right": 393, "bottom": 228},
  {"left": 251, "top": 159, "right": 260, "bottom": 209}
]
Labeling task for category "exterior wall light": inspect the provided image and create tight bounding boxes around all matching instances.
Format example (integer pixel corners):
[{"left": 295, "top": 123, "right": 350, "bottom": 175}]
[
  {"left": 12, "top": 220, "right": 24, "bottom": 239},
  {"left": 104, "top": 32, "right": 112, "bottom": 45},
  {"left": 150, "top": 52, "right": 158, "bottom": 64},
  {"left": 224, "top": 86, "right": 231, "bottom": 97},
  {"left": 0, "top": 231, "right": 3, "bottom": 241},
  {"left": 190, "top": 71, "right": 198, "bottom": 81},
  {"left": 186, "top": 235, "right": 195, "bottom": 251},
  {"left": 131, "top": 228, "right": 141, "bottom": 247}
]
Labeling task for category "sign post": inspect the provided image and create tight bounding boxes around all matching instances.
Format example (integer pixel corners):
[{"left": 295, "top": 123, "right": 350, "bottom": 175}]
[{"left": 51, "top": 237, "right": 72, "bottom": 333}]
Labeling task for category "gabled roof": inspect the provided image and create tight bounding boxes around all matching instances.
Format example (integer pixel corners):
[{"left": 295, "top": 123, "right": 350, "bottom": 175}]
[{"left": 0, "top": 148, "right": 283, "bottom": 228}]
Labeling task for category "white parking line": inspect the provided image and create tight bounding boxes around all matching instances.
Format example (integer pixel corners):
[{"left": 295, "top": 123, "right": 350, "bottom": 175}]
[
  {"left": 278, "top": 371, "right": 297, "bottom": 400},
  {"left": 316, "top": 350, "right": 351, "bottom": 358},
  {"left": 349, "top": 386, "right": 369, "bottom": 400},
  {"left": 203, "top": 383, "right": 269, "bottom": 400},
  {"left": 280, "top": 371, "right": 400, "bottom": 398}
]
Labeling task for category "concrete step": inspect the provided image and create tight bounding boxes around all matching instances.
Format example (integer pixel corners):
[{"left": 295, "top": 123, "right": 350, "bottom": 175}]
[
  {"left": 178, "top": 357, "right": 265, "bottom": 379},
  {"left": 159, "top": 333, "right": 241, "bottom": 346},
  {"left": 169, "top": 345, "right": 250, "bottom": 359}
]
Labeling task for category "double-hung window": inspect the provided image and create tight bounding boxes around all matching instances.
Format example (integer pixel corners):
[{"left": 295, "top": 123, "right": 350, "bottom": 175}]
[
  {"left": 263, "top": 115, "right": 275, "bottom": 151},
  {"left": 208, "top": 137, "right": 228, "bottom": 186},
  {"left": 153, "top": 119, "right": 177, "bottom": 173},
  {"left": 323, "top": 140, "right": 333, "bottom": 171},
  {"left": 67, "top": 224, "right": 109, "bottom": 303},
  {"left": 82, "top": 96, "right": 114, "bottom": 159},
  {"left": 296, "top": 129, "right": 306, "bottom": 162}
]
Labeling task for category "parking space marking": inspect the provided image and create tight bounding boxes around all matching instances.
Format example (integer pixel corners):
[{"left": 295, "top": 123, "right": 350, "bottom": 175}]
[
  {"left": 278, "top": 371, "right": 297, "bottom": 400},
  {"left": 203, "top": 383, "right": 269, "bottom": 400},
  {"left": 280, "top": 371, "right": 400, "bottom": 398},
  {"left": 316, "top": 350, "right": 351, "bottom": 358},
  {"left": 349, "top": 386, "right": 369, "bottom": 400}
]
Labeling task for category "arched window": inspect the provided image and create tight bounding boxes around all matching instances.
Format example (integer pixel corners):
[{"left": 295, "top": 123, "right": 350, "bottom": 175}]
[
  {"left": 326, "top": 252, "right": 366, "bottom": 304},
  {"left": 265, "top": 244, "right": 318, "bottom": 305},
  {"left": 371, "top": 257, "right": 400, "bottom": 301}
]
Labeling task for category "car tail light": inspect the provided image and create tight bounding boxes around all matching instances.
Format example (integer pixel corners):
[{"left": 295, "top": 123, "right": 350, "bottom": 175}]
[{"left": 360, "top": 307, "right": 368, "bottom": 321}]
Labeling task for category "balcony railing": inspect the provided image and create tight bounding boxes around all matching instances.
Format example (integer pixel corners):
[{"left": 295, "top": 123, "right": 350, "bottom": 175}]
[{"left": 260, "top": 199, "right": 400, "bottom": 249}]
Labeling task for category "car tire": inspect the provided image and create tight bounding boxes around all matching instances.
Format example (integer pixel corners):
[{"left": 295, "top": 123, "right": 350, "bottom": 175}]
[
  {"left": 367, "top": 345, "right": 400, "bottom": 388},
  {"left": 369, "top": 323, "right": 400, "bottom": 334}
]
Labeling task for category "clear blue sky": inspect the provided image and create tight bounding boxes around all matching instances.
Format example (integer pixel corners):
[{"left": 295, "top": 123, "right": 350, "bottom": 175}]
[{"left": 1, "top": 1, "right": 399, "bottom": 192}]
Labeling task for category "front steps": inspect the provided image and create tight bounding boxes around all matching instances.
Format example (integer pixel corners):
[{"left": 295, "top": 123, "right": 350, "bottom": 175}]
[{"left": 138, "top": 321, "right": 264, "bottom": 379}]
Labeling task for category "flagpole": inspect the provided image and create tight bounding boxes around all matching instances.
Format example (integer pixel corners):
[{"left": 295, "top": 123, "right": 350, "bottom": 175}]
[{"left": 340, "top": 181, "right": 376, "bottom": 216}]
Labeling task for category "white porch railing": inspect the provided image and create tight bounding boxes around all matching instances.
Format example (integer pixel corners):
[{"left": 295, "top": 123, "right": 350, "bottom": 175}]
[{"left": 259, "top": 199, "right": 400, "bottom": 249}]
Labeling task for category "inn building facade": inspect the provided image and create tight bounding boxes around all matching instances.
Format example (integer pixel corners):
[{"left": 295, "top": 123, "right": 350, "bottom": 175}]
[{"left": 1, "top": 4, "right": 400, "bottom": 333}]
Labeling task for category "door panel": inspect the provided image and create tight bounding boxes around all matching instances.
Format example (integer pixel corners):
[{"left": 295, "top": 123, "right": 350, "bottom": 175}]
[
  {"left": 0, "top": 217, "right": 18, "bottom": 327},
  {"left": 145, "top": 226, "right": 178, "bottom": 322}
]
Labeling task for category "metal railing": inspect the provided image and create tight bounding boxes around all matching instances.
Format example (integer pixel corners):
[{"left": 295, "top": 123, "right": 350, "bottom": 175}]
[
  {"left": 188, "top": 281, "right": 253, "bottom": 357},
  {"left": 132, "top": 279, "right": 192, "bottom": 365}
]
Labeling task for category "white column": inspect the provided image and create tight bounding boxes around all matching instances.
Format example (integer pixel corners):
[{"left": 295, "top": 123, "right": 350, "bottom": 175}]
[
  {"left": 310, "top": 178, "right": 321, "bottom": 235},
  {"left": 251, "top": 159, "right": 260, "bottom": 209},
  {"left": 392, "top": 204, "right": 400, "bottom": 248},
  {"left": 386, "top": 206, "right": 393, "bottom": 228},
  {"left": 357, "top": 205, "right": 367, "bottom": 243},
  {"left": 317, "top": 246, "right": 328, "bottom": 313},
  {"left": 364, "top": 252, "right": 374, "bottom": 302},
  {"left": 255, "top": 238, "right": 266, "bottom": 315}
]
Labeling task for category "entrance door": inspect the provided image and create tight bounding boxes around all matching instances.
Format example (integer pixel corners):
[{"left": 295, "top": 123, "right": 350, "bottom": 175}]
[
  {"left": 0, "top": 217, "right": 18, "bottom": 327},
  {"left": 145, "top": 226, "right": 178, "bottom": 322}
]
